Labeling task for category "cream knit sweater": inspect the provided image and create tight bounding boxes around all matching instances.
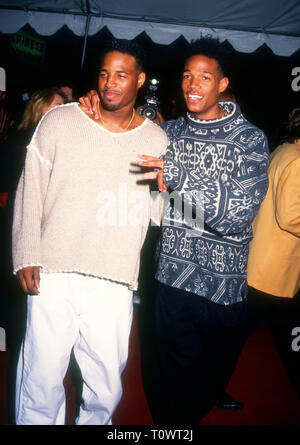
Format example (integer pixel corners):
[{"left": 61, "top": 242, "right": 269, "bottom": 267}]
[{"left": 12, "top": 103, "right": 167, "bottom": 290}]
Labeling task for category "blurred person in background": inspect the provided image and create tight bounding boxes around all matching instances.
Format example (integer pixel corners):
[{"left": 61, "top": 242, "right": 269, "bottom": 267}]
[
  {"left": 0, "top": 87, "right": 64, "bottom": 423},
  {"left": 0, "top": 90, "right": 14, "bottom": 144},
  {"left": 247, "top": 107, "right": 300, "bottom": 399},
  {"left": 58, "top": 81, "right": 78, "bottom": 103},
  {"left": 0, "top": 87, "right": 65, "bottom": 196},
  {"left": 0, "top": 89, "right": 15, "bottom": 145}
]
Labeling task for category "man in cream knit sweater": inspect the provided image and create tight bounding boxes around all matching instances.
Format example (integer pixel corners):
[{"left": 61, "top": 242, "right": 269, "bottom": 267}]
[{"left": 12, "top": 39, "right": 167, "bottom": 425}]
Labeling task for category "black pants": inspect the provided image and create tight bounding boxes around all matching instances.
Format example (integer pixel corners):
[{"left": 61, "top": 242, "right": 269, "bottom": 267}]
[
  {"left": 248, "top": 286, "right": 300, "bottom": 398},
  {"left": 150, "top": 282, "right": 254, "bottom": 424}
]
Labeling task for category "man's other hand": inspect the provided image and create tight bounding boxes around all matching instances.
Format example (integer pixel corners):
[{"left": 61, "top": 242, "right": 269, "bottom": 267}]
[{"left": 17, "top": 266, "right": 40, "bottom": 295}]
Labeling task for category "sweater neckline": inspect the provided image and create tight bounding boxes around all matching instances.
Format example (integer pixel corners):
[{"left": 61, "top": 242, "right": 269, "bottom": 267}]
[
  {"left": 75, "top": 102, "right": 149, "bottom": 137},
  {"left": 186, "top": 101, "right": 238, "bottom": 127}
]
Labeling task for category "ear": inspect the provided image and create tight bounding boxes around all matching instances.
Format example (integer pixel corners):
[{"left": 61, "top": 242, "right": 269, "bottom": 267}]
[
  {"left": 219, "top": 76, "right": 229, "bottom": 94},
  {"left": 137, "top": 71, "right": 146, "bottom": 89}
]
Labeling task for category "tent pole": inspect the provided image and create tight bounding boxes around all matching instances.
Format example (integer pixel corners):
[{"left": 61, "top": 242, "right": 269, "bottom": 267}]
[{"left": 81, "top": 14, "right": 91, "bottom": 70}]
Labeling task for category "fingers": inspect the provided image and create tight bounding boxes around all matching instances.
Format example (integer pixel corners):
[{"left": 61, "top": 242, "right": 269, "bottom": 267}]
[
  {"left": 91, "top": 93, "right": 100, "bottom": 119},
  {"left": 142, "top": 170, "right": 167, "bottom": 192},
  {"left": 78, "top": 90, "right": 100, "bottom": 119},
  {"left": 33, "top": 266, "right": 40, "bottom": 291},
  {"left": 17, "top": 269, "right": 29, "bottom": 294},
  {"left": 78, "top": 96, "right": 92, "bottom": 114},
  {"left": 157, "top": 170, "right": 168, "bottom": 192},
  {"left": 138, "top": 154, "right": 166, "bottom": 190},
  {"left": 139, "top": 160, "right": 164, "bottom": 168},
  {"left": 138, "top": 155, "right": 164, "bottom": 169},
  {"left": 142, "top": 171, "right": 159, "bottom": 180},
  {"left": 17, "top": 267, "right": 40, "bottom": 295},
  {"left": 138, "top": 155, "right": 161, "bottom": 161}
]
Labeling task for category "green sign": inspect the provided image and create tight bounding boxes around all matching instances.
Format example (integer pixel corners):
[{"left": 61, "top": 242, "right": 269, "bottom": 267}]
[{"left": 10, "top": 30, "right": 46, "bottom": 58}]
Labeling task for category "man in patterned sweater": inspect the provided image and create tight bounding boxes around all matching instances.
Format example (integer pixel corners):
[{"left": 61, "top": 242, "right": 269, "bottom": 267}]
[{"left": 139, "top": 37, "right": 270, "bottom": 424}]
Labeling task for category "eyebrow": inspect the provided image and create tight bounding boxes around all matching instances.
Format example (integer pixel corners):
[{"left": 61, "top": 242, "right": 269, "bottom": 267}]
[
  {"left": 99, "top": 68, "right": 129, "bottom": 74},
  {"left": 183, "top": 69, "right": 212, "bottom": 74}
]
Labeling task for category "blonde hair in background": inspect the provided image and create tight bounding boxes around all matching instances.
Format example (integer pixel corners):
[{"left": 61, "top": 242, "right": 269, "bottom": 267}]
[{"left": 18, "top": 87, "right": 64, "bottom": 131}]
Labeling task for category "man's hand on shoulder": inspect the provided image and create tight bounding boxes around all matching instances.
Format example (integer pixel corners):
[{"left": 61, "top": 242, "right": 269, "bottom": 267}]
[
  {"left": 17, "top": 266, "right": 40, "bottom": 295},
  {"left": 79, "top": 90, "right": 100, "bottom": 120}
]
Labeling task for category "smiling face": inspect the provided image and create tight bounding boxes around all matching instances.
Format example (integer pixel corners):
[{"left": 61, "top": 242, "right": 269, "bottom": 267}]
[
  {"left": 182, "top": 54, "right": 229, "bottom": 120},
  {"left": 98, "top": 51, "right": 145, "bottom": 113}
]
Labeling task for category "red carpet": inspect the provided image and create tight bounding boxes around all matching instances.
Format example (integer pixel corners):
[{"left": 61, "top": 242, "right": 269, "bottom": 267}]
[{"left": 1, "top": 313, "right": 300, "bottom": 425}]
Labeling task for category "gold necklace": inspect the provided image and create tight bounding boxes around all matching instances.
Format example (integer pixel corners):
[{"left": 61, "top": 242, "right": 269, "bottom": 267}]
[{"left": 98, "top": 108, "right": 135, "bottom": 133}]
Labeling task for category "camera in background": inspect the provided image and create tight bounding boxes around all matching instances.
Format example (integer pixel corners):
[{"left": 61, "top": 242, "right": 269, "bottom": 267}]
[{"left": 140, "top": 78, "right": 160, "bottom": 121}]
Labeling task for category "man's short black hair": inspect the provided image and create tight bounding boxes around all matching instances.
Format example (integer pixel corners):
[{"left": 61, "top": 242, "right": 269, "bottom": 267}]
[
  {"left": 101, "top": 38, "right": 147, "bottom": 72},
  {"left": 184, "top": 36, "right": 230, "bottom": 78}
]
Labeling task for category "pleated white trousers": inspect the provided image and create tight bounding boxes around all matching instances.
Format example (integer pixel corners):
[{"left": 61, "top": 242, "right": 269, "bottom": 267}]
[{"left": 15, "top": 272, "right": 133, "bottom": 425}]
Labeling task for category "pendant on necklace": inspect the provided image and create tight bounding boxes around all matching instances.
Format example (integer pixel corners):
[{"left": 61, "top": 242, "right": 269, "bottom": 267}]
[{"left": 112, "top": 137, "right": 119, "bottom": 145}]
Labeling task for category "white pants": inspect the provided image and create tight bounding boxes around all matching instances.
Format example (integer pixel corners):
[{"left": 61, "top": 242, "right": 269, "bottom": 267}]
[{"left": 15, "top": 273, "right": 133, "bottom": 425}]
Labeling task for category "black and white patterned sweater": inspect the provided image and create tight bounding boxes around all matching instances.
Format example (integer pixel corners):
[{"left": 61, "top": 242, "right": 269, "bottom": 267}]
[{"left": 156, "top": 101, "right": 270, "bottom": 305}]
